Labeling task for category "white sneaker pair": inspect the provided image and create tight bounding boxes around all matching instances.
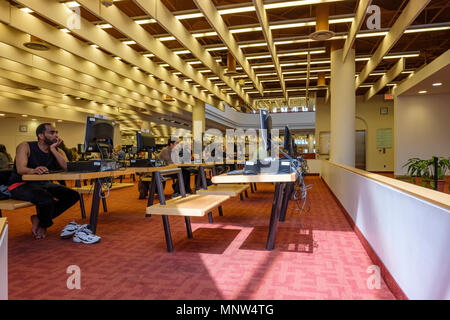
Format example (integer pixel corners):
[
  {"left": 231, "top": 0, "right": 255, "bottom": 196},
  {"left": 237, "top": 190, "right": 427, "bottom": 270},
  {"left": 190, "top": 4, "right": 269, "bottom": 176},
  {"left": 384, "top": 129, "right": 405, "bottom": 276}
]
[{"left": 60, "top": 221, "right": 101, "bottom": 244}]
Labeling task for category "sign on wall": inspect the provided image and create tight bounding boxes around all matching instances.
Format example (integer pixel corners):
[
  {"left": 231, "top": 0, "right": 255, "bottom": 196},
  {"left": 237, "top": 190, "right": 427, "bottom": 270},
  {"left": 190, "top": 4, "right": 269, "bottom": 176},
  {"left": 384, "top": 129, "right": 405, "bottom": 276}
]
[{"left": 376, "top": 128, "right": 392, "bottom": 148}]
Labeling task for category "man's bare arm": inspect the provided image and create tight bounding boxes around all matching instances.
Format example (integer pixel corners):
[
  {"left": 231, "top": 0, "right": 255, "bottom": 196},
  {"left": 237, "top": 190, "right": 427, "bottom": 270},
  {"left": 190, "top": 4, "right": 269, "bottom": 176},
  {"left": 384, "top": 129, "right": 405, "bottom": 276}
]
[
  {"left": 49, "top": 139, "right": 68, "bottom": 171},
  {"left": 15, "top": 142, "right": 48, "bottom": 175}
]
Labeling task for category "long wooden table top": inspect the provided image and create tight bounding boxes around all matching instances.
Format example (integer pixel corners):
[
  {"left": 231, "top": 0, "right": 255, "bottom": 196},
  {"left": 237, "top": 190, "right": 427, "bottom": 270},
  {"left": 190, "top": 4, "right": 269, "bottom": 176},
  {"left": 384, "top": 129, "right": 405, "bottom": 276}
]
[
  {"left": 22, "top": 168, "right": 135, "bottom": 181},
  {"left": 212, "top": 172, "right": 298, "bottom": 184},
  {"left": 130, "top": 164, "right": 179, "bottom": 174}
]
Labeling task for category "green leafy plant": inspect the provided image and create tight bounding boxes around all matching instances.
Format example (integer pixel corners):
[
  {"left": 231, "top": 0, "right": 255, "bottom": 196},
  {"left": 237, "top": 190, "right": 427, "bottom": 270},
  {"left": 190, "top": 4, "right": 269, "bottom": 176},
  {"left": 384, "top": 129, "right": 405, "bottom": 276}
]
[{"left": 402, "top": 156, "right": 450, "bottom": 189}]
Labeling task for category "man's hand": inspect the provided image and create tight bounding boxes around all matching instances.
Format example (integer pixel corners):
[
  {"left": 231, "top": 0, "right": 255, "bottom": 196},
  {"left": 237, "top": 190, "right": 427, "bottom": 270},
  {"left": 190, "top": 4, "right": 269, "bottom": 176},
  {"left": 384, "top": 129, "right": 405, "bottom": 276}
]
[
  {"left": 32, "top": 166, "right": 49, "bottom": 175},
  {"left": 50, "top": 138, "right": 62, "bottom": 151}
]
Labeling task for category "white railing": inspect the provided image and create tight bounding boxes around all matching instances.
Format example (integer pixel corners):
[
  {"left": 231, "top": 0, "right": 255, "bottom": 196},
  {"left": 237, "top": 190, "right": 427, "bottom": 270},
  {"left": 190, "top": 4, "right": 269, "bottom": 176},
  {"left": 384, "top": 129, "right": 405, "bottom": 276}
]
[
  {"left": 321, "top": 160, "right": 450, "bottom": 300},
  {"left": 206, "top": 104, "right": 315, "bottom": 130}
]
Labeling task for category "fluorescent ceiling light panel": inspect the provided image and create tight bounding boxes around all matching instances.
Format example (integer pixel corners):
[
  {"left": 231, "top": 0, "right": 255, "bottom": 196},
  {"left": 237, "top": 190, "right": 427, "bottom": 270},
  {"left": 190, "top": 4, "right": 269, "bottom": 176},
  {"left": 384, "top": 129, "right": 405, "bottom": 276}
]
[
  {"left": 404, "top": 26, "right": 450, "bottom": 33},
  {"left": 135, "top": 19, "right": 156, "bottom": 24},
  {"left": 97, "top": 24, "right": 113, "bottom": 29},
  {"left": 20, "top": 8, "right": 33, "bottom": 13}
]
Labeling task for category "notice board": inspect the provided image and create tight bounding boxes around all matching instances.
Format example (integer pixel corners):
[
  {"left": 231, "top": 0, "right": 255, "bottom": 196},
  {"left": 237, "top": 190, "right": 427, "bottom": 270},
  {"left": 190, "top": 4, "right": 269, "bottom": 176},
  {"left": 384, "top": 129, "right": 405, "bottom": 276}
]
[{"left": 376, "top": 128, "right": 392, "bottom": 148}]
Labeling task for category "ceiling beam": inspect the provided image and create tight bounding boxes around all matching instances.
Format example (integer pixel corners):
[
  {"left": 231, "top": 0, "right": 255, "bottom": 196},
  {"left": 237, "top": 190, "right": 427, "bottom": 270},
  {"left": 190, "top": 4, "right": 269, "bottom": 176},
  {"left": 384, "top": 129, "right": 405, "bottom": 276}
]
[
  {"left": 253, "top": 0, "right": 287, "bottom": 101},
  {"left": 3, "top": 1, "right": 197, "bottom": 112},
  {"left": 16, "top": 0, "right": 224, "bottom": 110},
  {"left": 342, "top": 0, "right": 372, "bottom": 62},
  {"left": 193, "top": 0, "right": 264, "bottom": 97},
  {"left": 76, "top": 0, "right": 234, "bottom": 110},
  {"left": 364, "top": 57, "right": 404, "bottom": 101},
  {"left": 133, "top": 0, "right": 253, "bottom": 109},
  {"left": 0, "top": 68, "right": 186, "bottom": 129},
  {"left": 355, "top": 0, "right": 430, "bottom": 88},
  {"left": 0, "top": 76, "right": 183, "bottom": 129}
]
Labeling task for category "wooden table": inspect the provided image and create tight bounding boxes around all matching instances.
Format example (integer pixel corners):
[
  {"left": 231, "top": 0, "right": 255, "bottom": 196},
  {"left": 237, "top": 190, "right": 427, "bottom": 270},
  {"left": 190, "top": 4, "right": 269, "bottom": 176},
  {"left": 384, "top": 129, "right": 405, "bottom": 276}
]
[
  {"left": 22, "top": 169, "right": 134, "bottom": 234},
  {"left": 212, "top": 172, "right": 298, "bottom": 250}
]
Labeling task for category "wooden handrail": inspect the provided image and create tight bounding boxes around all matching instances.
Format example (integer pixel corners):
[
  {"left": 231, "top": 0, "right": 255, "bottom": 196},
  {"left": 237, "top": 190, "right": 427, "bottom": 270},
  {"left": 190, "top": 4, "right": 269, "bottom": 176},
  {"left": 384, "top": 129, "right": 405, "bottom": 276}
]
[{"left": 327, "top": 161, "right": 450, "bottom": 211}]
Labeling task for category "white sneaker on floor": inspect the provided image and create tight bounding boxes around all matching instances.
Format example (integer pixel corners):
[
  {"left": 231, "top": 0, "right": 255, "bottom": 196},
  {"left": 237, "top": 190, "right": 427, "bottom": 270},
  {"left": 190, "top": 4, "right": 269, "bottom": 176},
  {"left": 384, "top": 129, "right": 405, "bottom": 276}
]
[
  {"left": 60, "top": 221, "right": 82, "bottom": 239},
  {"left": 73, "top": 226, "right": 101, "bottom": 244}
]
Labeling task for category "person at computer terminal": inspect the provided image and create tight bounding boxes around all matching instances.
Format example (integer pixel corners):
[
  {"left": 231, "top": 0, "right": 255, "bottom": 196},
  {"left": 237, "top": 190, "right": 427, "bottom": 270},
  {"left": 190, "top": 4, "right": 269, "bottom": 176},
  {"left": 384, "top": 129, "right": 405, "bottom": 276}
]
[
  {"left": 159, "top": 139, "right": 192, "bottom": 197},
  {"left": 7, "top": 123, "right": 80, "bottom": 239}
]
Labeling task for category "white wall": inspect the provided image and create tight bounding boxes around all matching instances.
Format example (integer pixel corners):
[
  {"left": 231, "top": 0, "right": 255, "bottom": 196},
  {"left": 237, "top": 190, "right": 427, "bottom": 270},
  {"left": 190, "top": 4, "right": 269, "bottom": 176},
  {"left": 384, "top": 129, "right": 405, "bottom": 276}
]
[
  {"left": 0, "top": 118, "right": 46, "bottom": 159},
  {"left": 306, "top": 159, "right": 321, "bottom": 174},
  {"left": 321, "top": 161, "right": 450, "bottom": 300},
  {"left": 394, "top": 94, "right": 450, "bottom": 175},
  {"left": 315, "top": 95, "right": 394, "bottom": 171}
]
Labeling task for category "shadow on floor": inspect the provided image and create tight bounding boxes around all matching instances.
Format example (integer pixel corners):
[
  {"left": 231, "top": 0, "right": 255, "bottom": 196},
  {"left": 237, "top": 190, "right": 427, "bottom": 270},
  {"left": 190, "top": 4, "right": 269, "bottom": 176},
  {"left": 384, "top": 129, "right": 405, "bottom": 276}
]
[
  {"left": 173, "top": 227, "right": 241, "bottom": 254},
  {"left": 239, "top": 226, "right": 315, "bottom": 253}
]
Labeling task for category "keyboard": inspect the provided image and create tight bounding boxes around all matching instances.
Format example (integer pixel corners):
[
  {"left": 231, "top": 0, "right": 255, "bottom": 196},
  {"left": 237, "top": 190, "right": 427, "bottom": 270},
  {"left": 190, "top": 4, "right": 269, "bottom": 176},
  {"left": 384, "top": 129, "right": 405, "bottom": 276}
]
[
  {"left": 227, "top": 169, "right": 244, "bottom": 175},
  {"left": 46, "top": 169, "right": 64, "bottom": 174}
]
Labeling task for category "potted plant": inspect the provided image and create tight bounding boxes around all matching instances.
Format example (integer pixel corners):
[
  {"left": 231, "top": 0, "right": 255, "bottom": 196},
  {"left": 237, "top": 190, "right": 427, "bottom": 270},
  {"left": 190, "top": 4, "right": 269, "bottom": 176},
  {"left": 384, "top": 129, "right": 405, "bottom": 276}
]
[{"left": 403, "top": 156, "right": 449, "bottom": 192}]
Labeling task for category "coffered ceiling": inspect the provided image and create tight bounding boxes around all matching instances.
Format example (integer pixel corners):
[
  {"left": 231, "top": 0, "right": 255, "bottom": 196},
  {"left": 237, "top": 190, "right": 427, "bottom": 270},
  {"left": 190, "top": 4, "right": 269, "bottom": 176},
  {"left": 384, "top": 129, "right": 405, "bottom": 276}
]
[{"left": 0, "top": 0, "right": 448, "bottom": 134}]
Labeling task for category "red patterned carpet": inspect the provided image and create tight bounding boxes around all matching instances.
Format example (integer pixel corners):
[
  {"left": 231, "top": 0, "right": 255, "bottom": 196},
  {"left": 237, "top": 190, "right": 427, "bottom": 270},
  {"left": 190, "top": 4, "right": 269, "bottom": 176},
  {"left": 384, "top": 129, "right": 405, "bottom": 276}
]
[{"left": 4, "top": 176, "right": 395, "bottom": 300}]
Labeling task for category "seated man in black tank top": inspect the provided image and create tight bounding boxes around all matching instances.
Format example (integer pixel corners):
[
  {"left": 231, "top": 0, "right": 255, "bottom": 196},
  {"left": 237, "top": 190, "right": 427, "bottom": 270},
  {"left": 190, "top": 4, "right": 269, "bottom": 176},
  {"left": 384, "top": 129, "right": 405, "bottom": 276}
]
[{"left": 8, "top": 123, "right": 79, "bottom": 239}]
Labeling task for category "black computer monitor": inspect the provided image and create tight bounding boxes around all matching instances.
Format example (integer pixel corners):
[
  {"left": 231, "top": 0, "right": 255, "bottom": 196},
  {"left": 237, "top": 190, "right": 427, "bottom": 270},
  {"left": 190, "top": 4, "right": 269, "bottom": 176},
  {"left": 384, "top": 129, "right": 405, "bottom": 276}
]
[
  {"left": 84, "top": 117, "right": 115, "bottom": 159},
  {"left": 283, "top": 126, "right": 291, "bottom": 152},
  {"left": 283, "top": 126, "right": 297, "bottom": 157},
  {"left": 136, "top": 131, "right": 156, "bottom": 159},
  {"left": 259, "top": 109, "right": 272, "bottom": 152},
  {"left": 77, "top": 143, "right": 84, "bottom": 154}
]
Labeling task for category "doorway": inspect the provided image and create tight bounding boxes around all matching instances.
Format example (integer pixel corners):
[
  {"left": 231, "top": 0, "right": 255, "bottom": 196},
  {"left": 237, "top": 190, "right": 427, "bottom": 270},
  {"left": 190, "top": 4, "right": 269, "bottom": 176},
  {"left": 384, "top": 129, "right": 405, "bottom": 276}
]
[{"left": 355, "top": 130, "right": 366, "bottom": 170}]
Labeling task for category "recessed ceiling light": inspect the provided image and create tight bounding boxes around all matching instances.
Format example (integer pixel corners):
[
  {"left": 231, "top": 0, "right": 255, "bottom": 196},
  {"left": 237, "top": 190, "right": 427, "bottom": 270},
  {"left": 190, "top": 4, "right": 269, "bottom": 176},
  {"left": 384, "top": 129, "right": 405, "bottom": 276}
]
[
  {"left": 31, "top": 118, "right": 37, "bottom": 121},
  {"left": 22, "top": 114, "right": 28, "bottom": 117},
  {"left": 432, "top": 82, "right": 442, "bottom": 86},
  {"left": 418, "top": 90, "right": 427, "bottom": 94},
  {"left": 57, "top": 120, "right": 63, "bottom": 122},
  {"left": 0, "top": 113, "right": 5, "bottom": 116}
]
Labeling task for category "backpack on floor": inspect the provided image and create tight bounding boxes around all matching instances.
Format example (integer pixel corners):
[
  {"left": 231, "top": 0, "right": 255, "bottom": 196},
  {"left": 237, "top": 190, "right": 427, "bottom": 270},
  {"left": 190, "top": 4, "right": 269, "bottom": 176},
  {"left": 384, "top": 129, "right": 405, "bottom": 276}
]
[{"left": 0, "top": 170, "right": 12, "bottom": 199}]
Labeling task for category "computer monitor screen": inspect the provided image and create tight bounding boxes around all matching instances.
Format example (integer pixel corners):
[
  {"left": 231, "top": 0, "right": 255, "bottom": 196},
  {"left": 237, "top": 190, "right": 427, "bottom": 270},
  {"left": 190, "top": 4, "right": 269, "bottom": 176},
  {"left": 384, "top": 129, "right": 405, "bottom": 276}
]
[
  {"left": 283, "top": 126, "right": 296, "bottom": 157},
  {"left": 259, "top": 109, "right": 272, "bottom": 152},
  {"left": 283, "top": 126, "right": 291, "bottom": 151},
  {"left": 84, "top": 117, "right": 115, "bottom": 156},
  {"left": 136, "top": 132, "right": 156, "bottom": 152}
]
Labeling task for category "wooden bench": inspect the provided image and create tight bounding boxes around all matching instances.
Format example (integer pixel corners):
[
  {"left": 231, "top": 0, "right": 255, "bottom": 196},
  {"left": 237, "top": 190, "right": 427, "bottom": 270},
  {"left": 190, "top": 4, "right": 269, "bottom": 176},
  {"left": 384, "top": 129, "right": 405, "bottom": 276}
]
[
  {"left": 146, "top": 194, "right": 230, "bottom": 252},
  {"left": 196, "top": 183, "right": 250, "bottom": 199},
  {"left": 72, "top": 183, "right": 134, "bottom": 218},
  {"left": 194, "top": 166, "right": 251, "bottom": 221},
  {"left": 0, "top": 199, "right": 34, "bottom": 217},
  {"left": 72, "top": 182, "right": 134, "bottom": 194}
]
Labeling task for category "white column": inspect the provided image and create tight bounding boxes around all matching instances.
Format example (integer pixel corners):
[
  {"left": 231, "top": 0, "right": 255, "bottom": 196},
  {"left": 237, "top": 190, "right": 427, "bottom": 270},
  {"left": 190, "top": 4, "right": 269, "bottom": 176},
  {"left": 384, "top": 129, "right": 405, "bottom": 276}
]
[
  {"left": 192, "top": 101, "right": 205, "bottom": 162},
  {"left": 308, "top": 134, "right": 315, "bottom": 153},
  {"left": 330, "top": 46, "right": 356, "bottom": 167}
]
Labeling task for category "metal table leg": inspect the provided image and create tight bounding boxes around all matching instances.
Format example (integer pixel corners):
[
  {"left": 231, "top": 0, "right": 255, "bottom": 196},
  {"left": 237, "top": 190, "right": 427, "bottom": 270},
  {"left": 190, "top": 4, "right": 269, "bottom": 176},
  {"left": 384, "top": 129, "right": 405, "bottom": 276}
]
[{"left": 266, "top": 182, "right": 286, "bottom": 250}]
